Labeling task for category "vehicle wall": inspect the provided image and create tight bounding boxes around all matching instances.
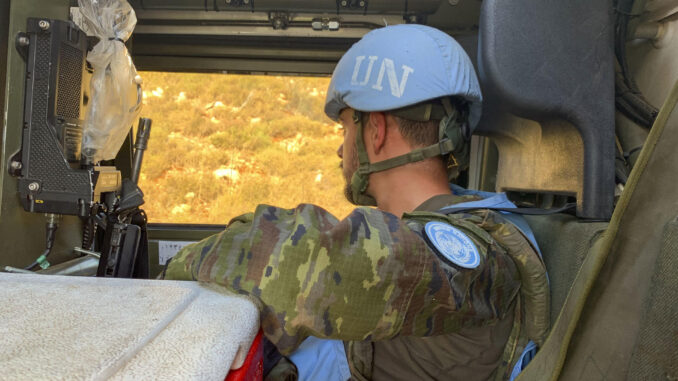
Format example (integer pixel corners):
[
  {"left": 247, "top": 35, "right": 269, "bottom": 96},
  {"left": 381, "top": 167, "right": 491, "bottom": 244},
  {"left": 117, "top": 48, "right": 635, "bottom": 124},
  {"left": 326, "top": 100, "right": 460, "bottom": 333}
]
[
  {"left": 0, "top": 1, "right": 85, "bottom": 269},
  {"left": 0, "top": 0, "right": 483, "bottom": 271},
  {"left": 2, "top": 0, "right": 677, "bottom": 274}
]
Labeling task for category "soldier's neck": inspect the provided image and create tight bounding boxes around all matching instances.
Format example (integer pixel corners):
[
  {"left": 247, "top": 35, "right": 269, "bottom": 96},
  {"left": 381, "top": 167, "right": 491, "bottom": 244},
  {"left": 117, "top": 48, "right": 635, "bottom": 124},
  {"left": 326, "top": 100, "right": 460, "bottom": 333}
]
[{"left": 370, "top": 161, "right": 452, "bottom": 217}]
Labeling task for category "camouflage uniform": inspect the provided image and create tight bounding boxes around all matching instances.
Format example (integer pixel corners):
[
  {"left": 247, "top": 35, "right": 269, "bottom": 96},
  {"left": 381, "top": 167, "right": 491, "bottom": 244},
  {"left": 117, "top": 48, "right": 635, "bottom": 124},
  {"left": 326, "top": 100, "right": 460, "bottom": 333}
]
[
  {"left": 362, "top": 194, "right": 549, "bottom": 381},
  {"left": 163, "top": 196, "right": 524, "bottom": 366}
]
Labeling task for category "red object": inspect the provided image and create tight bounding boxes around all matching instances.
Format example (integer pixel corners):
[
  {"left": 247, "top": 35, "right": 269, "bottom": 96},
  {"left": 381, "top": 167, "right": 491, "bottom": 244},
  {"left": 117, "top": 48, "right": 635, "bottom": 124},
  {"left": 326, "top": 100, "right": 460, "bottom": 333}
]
[{"left": 225, "top": 330, "right": 264, "bottom": 381}]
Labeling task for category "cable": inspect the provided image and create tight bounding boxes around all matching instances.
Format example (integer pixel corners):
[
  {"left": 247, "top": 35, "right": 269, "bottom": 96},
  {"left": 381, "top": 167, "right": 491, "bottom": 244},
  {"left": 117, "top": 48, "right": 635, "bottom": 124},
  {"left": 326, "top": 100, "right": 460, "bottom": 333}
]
[
  {"left": 24, "top": 214, "right": 60, "bottom": 271},
  {"left": 22, "top": 249, "right": 50, "bottom": 271},
  {"left": 82, "top": 217, "right": 96, "bottom": 251},
  {"left": 614, "top": 0, "right": 659, "bottom": 128}
]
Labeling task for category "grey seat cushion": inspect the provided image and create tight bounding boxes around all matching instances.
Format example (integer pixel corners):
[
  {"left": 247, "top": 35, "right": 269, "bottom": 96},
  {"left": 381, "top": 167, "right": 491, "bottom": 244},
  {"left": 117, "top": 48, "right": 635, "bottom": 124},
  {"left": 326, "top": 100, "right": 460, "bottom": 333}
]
[{"left": 524, "top": 214, "right": 608, "bottom": 324}]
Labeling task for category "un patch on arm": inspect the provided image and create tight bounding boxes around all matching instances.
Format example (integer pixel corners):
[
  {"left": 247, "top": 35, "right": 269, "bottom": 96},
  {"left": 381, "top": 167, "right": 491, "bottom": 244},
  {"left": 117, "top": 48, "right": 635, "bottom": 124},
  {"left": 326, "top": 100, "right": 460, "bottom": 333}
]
[{"left": 424, "top": 221, "right": 480, "bottom": 269}]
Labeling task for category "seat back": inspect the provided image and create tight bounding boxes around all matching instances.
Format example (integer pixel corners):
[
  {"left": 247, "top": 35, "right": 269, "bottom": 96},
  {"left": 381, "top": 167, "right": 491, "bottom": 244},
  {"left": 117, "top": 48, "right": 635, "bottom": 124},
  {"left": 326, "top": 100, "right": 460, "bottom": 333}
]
[
  {"left": 517, "top": 76, "right": 678, "bottom": 381},
  {"left": 627, "top": 218, "right": 678, "bottom": 380},
  {"left": 476, "top": 0, "right": 615, "bottom": 220},
  {"left": 523, "top": 214, "right": 607, "bottom": 324}
]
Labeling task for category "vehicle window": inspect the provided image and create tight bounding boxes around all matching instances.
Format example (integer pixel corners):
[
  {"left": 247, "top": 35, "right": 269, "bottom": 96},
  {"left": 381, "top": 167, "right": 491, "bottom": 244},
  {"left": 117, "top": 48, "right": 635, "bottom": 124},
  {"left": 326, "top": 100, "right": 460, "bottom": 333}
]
[{"left": 138, "top": 72, "right": 354, "bottom": 224}]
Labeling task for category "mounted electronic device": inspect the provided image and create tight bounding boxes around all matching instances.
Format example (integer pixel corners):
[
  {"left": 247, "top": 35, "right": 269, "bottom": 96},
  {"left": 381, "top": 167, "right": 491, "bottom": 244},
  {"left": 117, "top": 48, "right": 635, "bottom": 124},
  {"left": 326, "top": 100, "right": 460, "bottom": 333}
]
[{"left": 9, "top": 2, "right": 151, "bottom": 278}]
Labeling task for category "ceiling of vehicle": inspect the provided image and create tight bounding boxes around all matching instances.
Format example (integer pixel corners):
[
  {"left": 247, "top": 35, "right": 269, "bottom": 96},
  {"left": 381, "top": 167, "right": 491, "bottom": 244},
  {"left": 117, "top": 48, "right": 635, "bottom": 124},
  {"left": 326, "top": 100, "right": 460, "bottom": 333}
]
[{"left": 89, "top": 0, "right": 482, "bottom": 74}]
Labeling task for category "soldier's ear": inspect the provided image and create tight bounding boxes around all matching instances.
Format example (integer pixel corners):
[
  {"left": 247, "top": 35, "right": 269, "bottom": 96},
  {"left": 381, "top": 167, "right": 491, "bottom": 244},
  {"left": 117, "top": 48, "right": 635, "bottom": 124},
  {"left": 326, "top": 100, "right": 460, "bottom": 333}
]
[{"left": 368, "top": 112, "right": 388, "bottom": 154}]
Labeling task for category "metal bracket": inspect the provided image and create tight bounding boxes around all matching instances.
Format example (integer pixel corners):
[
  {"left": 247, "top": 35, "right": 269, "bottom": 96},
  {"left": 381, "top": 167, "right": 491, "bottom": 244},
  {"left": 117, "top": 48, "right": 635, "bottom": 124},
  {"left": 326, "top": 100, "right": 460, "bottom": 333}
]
[
  {"left": 405, "top": 13, "right": 426, "bottom": 24},
  {"left": 8, "top": 151, "right": 22, "bottom": 177},
  {"left": 269, "top": 12, "right": 289, "bottom": 30},
  {"left": 219, "top": 0, "right": 252, "bottom": 8},
  {"left": 74, "top": 247, "right": 101, "bottom": 258},
  {"left": 337, "top": 0, "right": 368, "bottom": 10},
  {"left": 311, "top": 18, "right": 341, "bottom": 31},
  {"left": 15, "top": 32, "right": 29, "bottom": 61}
]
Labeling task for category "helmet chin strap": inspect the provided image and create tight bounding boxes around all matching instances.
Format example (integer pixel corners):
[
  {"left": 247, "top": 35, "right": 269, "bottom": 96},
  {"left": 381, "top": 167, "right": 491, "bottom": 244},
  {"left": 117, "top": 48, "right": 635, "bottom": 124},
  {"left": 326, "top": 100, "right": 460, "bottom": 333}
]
[
  {"left": 349, "top": 111, "right": 378, "bottom": 206},
  {"left": 348, "top": 100, "right": 468, "bottom": 207}
]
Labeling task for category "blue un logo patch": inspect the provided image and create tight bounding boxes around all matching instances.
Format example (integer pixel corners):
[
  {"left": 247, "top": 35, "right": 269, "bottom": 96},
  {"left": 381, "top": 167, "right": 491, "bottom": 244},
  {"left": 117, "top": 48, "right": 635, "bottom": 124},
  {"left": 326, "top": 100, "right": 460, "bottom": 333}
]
[{"left": 424, "top": 221, "right": 480, "bottom": 269}]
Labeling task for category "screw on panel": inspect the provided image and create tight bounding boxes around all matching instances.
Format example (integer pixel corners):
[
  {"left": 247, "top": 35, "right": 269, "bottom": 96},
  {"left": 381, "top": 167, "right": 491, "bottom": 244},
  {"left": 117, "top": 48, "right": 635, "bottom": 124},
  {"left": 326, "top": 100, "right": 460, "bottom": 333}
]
[
  {"left": 10, "top": 161, "right": 22, "bottom": 170},
  {"left": 243, "top": 0, "right": 249, "bottom": 4},
  {"left": 340, "top": 0, "right": 348, "bottom": 6},
  {"left": 270, "top": 12, "right": 290, "bottom": 30},
  {"left": 359, "top": 1, "right": 366, "bottom": 7},
  {"left": 28, "top": 182, "right": 40, "bottom": 191},
  {"left": 448, "top": 0, "right": 460, "bottom": 5},
  {"left": 17, "top": 36, "right": 29, "bottom": 46},
  {"left": 38, "top": 20, "right": 50, "bottom": 30}
]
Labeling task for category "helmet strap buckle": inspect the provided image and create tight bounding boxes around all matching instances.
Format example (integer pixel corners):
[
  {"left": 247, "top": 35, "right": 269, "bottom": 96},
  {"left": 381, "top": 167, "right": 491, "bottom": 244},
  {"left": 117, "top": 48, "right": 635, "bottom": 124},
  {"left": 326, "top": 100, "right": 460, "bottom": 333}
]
[
  {"left": 447, "top": 153, "right": 459, "bottom": 169},
  {"left": 438, "top": 138, "right": 454, "bottom": 156}
]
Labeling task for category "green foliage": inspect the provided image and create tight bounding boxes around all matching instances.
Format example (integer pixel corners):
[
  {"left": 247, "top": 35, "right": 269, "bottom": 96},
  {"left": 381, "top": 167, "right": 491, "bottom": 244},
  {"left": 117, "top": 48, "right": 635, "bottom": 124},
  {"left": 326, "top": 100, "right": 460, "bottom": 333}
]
[{"left": 137, "top": 72, "right": 354, "bottom": 223}]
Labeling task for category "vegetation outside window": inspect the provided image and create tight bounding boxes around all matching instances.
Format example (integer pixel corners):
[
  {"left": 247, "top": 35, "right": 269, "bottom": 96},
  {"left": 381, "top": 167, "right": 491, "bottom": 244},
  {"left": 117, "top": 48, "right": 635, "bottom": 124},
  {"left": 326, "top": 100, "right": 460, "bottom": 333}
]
[{"left": 138, "top": 72, "right": 354, "bottom": 224}]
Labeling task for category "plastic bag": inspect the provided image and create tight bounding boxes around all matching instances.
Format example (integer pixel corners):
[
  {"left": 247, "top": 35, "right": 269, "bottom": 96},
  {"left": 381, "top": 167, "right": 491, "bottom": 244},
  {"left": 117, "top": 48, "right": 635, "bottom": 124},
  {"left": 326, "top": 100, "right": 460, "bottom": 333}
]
[{"left": 75, "top": 0, "right": 142, "bottom": 163}]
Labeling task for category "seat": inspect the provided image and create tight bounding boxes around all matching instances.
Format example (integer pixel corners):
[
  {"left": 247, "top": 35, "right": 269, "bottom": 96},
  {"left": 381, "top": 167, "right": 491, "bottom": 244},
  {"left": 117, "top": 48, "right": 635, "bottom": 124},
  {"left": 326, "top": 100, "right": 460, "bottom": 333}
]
[
  {"left": 475, "top": 0, "right": 616, "bottom": 220},
  {"left": 471, "top": 0, "right": 618, "bottom": 378},
  {"left": 523, "top": 214, "right": 607, "bottom": 324}
]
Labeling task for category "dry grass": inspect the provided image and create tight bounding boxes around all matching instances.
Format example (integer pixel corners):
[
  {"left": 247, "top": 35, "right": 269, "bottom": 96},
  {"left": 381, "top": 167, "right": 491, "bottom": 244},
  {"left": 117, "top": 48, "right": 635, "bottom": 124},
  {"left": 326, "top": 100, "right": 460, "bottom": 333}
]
[{"left": 137, "top": 72, "right": 354, "bottom": 224}]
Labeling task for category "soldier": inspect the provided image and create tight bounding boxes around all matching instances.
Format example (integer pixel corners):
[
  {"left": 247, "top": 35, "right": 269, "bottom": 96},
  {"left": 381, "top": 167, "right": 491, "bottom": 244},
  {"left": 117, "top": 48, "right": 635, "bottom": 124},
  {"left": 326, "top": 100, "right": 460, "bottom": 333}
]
[{"left": 163, "top": 24, "right": 549, "bottom": 381}]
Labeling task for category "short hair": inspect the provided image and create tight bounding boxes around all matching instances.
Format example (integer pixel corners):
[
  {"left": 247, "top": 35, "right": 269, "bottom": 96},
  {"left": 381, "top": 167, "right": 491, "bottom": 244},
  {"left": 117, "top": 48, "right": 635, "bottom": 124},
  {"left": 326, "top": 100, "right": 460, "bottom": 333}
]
[
  {"left": 391, "top": 117, "right": 439, "bottom": 148},
  {"left": 389, "top": 96, "right": 469, "bottom": 148},
  {"left": 360, "top": 113, "right": 439, "bottom": 148}
]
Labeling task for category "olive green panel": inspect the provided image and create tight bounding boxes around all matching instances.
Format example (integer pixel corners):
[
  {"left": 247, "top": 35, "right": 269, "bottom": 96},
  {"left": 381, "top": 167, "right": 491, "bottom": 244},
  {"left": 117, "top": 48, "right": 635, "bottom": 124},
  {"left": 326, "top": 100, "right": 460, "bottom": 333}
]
[
  {"left": 517, "top": 76, "right": 678, "bottom": 381},
  {"left": 0, "top": 0, "right": 8, "bottom": 147},
  {"left": 131, "top": 34, "right": 352, "bottom": 61},
  {"left": 129, "top": 0, "right": 442, "bottom": 14},
  {"left": 557, "top": 83, "right": 678, "bottom": 381},
  {"left": 131, "top": 35, "right": 347, "bottom": 75},
  {"left": 627, "top": 217, "right": 678, "bottom": 380},
  {"left": 0, "top": 0, "right": 83, "bottom": 269},
  {"left": 524, "top": 214, "right": 607, "bottom": 325},
  {"left": 555, "top": 22, "right": 678, "bottom": 381},
  {"left": 134, "top": 55, "right": 337, "bottom": 75}
]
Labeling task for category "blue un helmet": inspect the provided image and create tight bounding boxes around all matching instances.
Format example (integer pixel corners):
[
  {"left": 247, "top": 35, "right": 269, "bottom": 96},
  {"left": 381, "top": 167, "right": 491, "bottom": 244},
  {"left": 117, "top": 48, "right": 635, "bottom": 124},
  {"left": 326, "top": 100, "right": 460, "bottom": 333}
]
[{"left": 324, "top": 24, "right": 482, "bottom": 206}]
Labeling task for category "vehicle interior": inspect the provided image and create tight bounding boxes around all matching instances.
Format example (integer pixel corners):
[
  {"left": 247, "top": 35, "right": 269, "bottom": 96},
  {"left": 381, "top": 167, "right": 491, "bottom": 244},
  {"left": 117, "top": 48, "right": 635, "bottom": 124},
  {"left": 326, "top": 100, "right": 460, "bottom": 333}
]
[{"left": 1, "top": 0, "right": 677, "bottom": 379}]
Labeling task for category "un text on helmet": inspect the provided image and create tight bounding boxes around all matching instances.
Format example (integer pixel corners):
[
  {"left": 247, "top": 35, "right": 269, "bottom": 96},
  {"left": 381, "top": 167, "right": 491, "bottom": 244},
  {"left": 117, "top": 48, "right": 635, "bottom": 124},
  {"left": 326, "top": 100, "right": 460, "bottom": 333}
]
[{"left": 350, "top": 56, "right": 415, "bottom": 98}]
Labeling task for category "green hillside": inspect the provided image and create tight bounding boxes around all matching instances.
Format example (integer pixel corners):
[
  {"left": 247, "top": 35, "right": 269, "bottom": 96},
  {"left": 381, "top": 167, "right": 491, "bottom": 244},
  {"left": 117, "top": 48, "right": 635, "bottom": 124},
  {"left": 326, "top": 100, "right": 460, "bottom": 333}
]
[{"left": 137, "top": 71, "right": 354, "bottom": 224}]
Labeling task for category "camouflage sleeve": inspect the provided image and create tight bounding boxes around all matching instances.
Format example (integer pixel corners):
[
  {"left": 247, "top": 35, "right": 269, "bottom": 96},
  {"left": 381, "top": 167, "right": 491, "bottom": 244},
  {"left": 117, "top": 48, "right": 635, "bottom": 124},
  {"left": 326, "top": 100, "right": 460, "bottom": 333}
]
[{"left": 163, "top": 204, "right": 520, "bottom": 354}]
